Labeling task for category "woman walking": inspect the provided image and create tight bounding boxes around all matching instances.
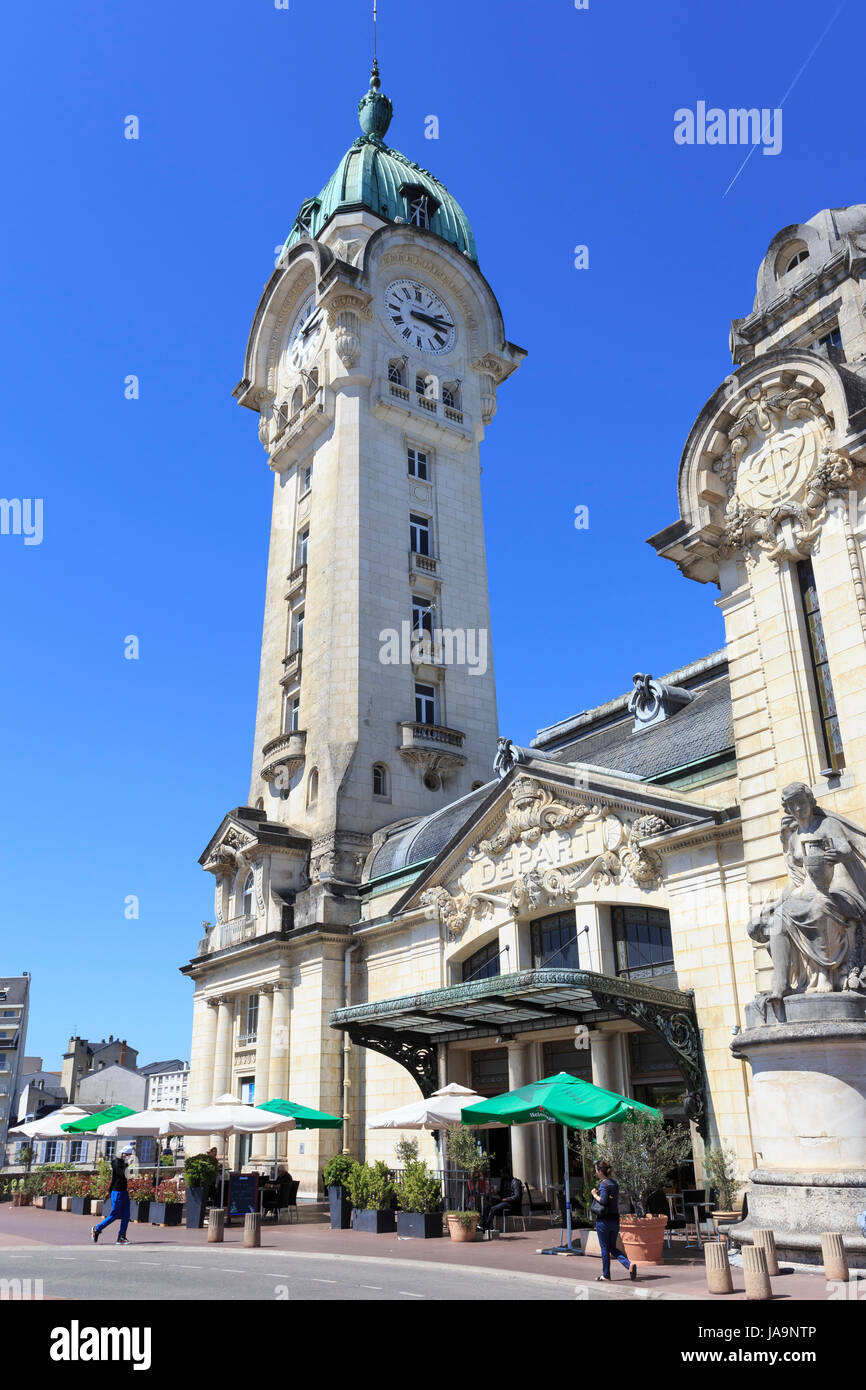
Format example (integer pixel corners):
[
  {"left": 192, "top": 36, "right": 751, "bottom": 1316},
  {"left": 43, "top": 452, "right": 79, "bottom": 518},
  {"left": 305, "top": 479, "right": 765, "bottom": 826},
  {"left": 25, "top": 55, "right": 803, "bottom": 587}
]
[{"left": 591, "top": 1159, "right": 637, "bottom": 1282}]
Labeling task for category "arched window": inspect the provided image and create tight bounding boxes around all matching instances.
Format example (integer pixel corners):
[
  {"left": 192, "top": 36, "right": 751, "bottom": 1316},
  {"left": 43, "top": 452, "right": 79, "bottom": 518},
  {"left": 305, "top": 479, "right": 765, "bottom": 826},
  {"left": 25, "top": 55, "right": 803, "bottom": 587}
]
[
  {"left": 306, "top": 367, "right": 319, "bottom": 396},
  {"left": 307, "top": 767, "right": 319, "bottom": 808},
  {"left": 255, "top": 797, "right": 264, "bottom": 812},
  {"left": 372, "top": 763, "right": 389, "bottom": 798},
  {"left": 291, "top": 386, "right": 304, "bottom": 417},
  {"left": 442, "top": 382, "right": 460, "bottom": 409},
  {"left": 388, "top": 359, "right": 405, "bottom": 386},
  {"left": 242, "top": 873, "right": 255, "bottom": 919},
  {"left": 785, "top": 248, "right": 809, "bottom": 273}
]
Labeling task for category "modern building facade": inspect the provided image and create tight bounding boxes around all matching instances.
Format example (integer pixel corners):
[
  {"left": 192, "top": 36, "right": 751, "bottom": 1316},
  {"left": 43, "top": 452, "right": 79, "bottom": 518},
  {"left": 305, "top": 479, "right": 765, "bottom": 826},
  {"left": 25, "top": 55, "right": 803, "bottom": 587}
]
[
  {"left": 140, "top": 1059, "right": 190, "bottom": 1110},
  {"left": 181, "top": 63, "right": 866, "bottom": 1199},
  {"left": 0, "top": 977, "right": 30, "bottom": 1166}
]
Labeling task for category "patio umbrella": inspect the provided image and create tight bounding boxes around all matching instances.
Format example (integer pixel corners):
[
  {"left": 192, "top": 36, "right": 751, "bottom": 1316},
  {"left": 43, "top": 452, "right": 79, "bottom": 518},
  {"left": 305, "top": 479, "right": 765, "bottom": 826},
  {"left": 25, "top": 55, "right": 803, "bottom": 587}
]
[
  {"left": 98, "top": 1106, "right": 181, "bottom": 1138},
  {"left": 157, "top": 1094, "right": 297, "bottom": 1208},
  {"left": 461, "top": 1072, "right": 660, "bottom": 1256},
  {"left": 257, "top": 1098, "right": 342, "bottom": 1181},
  {"left": 10, "top": 1105, "right": 95, "bottom": 1164},
  {"left": 367, "top": 1082, "right": 494, "bottom": 1131},
  {"left": 60, "top": 1105, "right": 139, "bottom": 1133}
]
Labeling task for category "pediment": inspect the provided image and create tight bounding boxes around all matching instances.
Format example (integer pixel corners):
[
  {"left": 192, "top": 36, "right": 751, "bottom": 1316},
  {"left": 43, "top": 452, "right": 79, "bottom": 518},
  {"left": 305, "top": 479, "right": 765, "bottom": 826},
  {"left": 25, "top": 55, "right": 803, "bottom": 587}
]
[
  {"left": 199, "top": 809, "right": 309, "bottom": 879},
  {"left": 395, "top": 765, "right": 712, "bottom": 939}
]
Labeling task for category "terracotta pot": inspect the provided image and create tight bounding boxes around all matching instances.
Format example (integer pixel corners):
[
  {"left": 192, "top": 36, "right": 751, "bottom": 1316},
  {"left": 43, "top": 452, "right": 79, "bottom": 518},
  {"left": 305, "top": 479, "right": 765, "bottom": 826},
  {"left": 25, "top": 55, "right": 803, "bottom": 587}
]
[
  {"left": 446, "top": 1213, "right": 478, "bottom": 1242},
  {"left": 619, "top": 1214, "right": 668, "bottom": 1265}
]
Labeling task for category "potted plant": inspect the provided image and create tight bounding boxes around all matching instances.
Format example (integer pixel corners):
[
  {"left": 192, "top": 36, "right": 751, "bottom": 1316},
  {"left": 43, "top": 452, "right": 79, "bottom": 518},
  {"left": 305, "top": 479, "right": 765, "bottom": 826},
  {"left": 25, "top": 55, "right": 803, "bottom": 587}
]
[
  {"left": 11, "top": 1179, "right": 33, "bottom": 1208},
  {"left": 597, "top": 1115, "right": 691, "bottom": 1265},
  {"left": 69, "top": 1175, "right": 91, "bottom": 1216},
  {"left": 149, "top": 1181, "right": 184, "bottom": 1226},
  {"left": 445, "top": 1126, "right": 489, "bottom": 1219},
  {"left": 323, "top": 1154, "right": 355, "bottom": 1230},
  {"left": 43, "top": 1173, "right": 62, "bottom": 1212},
  {"left": 396, "top": 1160, "right": 443, "bottom": 1238},
  {"left": 704, "top": 1143, "right": 741, "bottom": 1220},
  {"left": 183, "top": 1153, "right": 218, "bottom": 1230},
  {"left": 445, "top": 1210, "right": 479, "bottom": 1242},
  {"left": 347, "top": 1161, "right": 397, "bottom": 1233},
  {"left": 128, "top": 1177, "right": 155, "bottom": 1222}
]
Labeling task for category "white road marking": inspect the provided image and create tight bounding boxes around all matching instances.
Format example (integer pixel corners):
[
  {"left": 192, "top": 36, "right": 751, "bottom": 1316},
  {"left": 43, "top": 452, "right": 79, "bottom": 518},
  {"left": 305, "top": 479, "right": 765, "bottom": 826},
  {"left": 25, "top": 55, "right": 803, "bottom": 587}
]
[
  {"left": 399, "top": 1291, "right": 425, "bottom": 1298},
  {"left": 360, "top": 1284, "right": 382, "bottom": 1290},
  {"left": 310, "top": 1277, "right": 337, "bottom": 1283}
]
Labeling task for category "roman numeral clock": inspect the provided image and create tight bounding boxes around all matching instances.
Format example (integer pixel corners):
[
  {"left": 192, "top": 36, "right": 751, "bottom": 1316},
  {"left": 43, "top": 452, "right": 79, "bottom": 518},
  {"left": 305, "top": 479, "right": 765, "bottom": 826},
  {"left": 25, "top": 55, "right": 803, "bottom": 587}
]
[{"left": 385, "top": 278, "right": 456, "bottom": 355}]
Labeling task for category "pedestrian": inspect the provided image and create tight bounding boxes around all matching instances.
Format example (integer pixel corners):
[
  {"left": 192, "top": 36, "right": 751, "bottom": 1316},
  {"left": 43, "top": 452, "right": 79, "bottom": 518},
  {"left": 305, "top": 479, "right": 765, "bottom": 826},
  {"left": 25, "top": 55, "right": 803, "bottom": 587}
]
[
  {"left": 478, "top": 1172, "right": 523, "bottom": 1233},
  {"left": 591, "top": 1159, "right": 637, "bottom": 1282},
  {"left": 91, "top": 1145, "right": 134, "bottom": 1245}
]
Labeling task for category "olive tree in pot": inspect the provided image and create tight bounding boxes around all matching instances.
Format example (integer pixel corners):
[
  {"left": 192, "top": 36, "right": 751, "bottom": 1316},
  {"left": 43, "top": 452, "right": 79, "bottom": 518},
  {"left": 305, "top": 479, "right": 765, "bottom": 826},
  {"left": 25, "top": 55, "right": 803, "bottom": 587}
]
[
  {"left": 183, "top": 1153, "right": 218, "bottom": 1230},
  {"left": 443, "top": 1127, "right": 489, "bottom": 1241},
  {"left": 322, "top": 1154, "right": 355, "bottom": 1230},
  {"left": 597, "top": 1116, "right": 692, "bottom": 1266},
  {"left": 703, "top": 1143, "right": 741, "bottom": 1218},
  {"left": 347, "top": 1161, "right": 397, "bottom": 1233},
  {"left": 395, "top": 1158, "right": 443, "bottom": 1238}
]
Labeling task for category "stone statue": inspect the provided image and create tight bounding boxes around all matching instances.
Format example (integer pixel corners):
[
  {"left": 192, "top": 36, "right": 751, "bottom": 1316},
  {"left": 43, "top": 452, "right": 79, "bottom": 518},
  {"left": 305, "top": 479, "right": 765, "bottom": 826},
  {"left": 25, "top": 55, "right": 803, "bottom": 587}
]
[
  {"left": 493, "top": 737, "right": 522, "bottom": 780},
  {"left": 748, "top": 782, "right": 866, "bottom": 1008}
]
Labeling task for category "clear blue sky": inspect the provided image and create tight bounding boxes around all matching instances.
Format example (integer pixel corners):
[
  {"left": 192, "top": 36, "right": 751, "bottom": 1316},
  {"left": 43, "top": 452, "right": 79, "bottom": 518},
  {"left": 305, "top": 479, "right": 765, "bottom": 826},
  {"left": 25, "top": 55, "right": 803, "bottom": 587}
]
[{"left": 1, "top": 0, "right": 860, "bottom": 1066}]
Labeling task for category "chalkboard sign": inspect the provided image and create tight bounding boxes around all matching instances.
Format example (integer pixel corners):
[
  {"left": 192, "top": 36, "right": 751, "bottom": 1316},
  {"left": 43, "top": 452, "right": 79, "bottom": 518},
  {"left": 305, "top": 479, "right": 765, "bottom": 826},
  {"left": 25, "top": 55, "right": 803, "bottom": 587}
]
[{"left": 228, "top": 1172, "right": 259, "bottom": 1220}]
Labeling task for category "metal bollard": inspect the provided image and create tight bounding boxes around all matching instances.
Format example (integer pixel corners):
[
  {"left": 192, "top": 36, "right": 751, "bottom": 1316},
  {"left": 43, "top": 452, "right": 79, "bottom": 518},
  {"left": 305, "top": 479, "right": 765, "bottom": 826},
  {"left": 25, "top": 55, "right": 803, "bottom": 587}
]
[
  {"left": 208, "top": 1208, "right": 226, "bottom": 1243},
  {"left": 753, "top": 1228, "right": 779, "bottom": 1277},
  {"left": 742, "top": 1243, "right": 772, "bottom": 1300},
  {"left": 821, "top": 1232, "right": 849, "bottom": 1282},
  {"left": 244, "top": 1212, "right": 261, "bottom": 1248},
  {"left": 704, "top": 1240, "right": 734, "bottom": 1294}
]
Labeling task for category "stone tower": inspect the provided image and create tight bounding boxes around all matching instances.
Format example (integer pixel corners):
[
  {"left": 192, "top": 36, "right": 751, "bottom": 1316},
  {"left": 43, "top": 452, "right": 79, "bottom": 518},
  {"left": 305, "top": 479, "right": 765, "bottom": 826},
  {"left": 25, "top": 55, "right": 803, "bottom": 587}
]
[{"left": 182, "top": 66, "right": 524, "bottom": 1180}]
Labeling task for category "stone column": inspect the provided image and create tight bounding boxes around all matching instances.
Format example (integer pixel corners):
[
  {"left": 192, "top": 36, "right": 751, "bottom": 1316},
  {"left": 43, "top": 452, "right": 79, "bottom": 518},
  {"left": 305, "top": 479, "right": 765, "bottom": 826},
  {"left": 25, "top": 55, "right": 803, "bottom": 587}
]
[
  {"left": 253, "top": 987, "right": 274, "bottom": 1106},
  {"left": 212, "top": 996, "right": 233, "bottom": 1101},
  {"left": 590, "top": 1030, "right": 616, "bottom": 1143},
  {"left": 507, "top": 1042, "right": 531, "bottom": 1182},
  {"left": 269, "top": 983, "right": 291, "bottom": 1160},
  {"left": 190, "top": 998, "right": 218, "bottom": 1109}
]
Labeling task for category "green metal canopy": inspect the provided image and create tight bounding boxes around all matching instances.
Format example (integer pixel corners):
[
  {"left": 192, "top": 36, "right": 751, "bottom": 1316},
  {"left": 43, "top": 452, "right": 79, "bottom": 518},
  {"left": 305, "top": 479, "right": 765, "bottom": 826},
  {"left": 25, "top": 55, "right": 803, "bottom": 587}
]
[
  {"left": 257, "top": 1099, "right": 342, "bottom": 1129},
  {"left": 461, "top": 1072, "right": 660, "bottom": 1130},
  {"left": 60, "top": 1105, "right": 139, "bottom": 1133}
]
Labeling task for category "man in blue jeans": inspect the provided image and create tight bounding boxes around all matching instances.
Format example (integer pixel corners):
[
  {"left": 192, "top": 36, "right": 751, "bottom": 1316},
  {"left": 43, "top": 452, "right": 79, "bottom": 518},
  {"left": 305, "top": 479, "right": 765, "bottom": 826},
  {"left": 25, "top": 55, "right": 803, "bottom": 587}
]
[{"left": 92, "top": 1145, "right": 134, "bottom": 1245}]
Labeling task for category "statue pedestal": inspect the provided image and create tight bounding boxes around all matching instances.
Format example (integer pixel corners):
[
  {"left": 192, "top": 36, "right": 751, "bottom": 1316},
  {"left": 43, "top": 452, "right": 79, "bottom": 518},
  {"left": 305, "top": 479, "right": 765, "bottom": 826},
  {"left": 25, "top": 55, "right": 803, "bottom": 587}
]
[{"left": 731, "top": 996, "right": 866, "bottom": 1266}]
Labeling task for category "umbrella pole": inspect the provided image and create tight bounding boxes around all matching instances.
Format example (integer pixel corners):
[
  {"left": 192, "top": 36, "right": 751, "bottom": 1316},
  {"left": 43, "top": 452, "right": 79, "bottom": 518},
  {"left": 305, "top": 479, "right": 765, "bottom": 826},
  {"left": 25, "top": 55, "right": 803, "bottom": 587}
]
[{"left": 540, "top": 1124, "right": 583, "bottom": 1257}]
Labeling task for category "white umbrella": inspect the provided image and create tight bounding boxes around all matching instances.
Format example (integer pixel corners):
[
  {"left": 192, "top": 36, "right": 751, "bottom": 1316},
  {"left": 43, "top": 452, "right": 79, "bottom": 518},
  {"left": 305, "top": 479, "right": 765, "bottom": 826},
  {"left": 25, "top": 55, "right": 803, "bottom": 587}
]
[
  {"left": 157, "top": 1094, "right": 296, "bottom": 1210},
  {"left": 99, "top": 1106, "right": 181, "bottom": 1138},
  {"left": 9, "top": 1104, "right": 95, "bottom": 1166},
  {"left": 368, "top": 1083, "right": 496, "bottom": 1130}
]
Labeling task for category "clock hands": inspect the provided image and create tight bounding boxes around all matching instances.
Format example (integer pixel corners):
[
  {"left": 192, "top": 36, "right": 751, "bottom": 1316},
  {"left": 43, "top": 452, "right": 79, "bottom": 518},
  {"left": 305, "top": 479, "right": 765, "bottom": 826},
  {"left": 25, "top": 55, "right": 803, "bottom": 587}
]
[
  {"left": 409, "top": 309, "right": 454, "bottom": 332},
  {"left": 301, "top": 311, "right": 322, "bottom": 340}
]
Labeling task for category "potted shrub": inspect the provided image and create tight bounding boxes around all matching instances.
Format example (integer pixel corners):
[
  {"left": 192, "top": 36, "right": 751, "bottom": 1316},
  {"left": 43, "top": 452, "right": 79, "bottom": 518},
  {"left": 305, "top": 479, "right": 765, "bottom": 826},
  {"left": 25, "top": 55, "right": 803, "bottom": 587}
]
[
  {"left": 149, "top": 1181, "right": 184, "bottom": 1227},
  {"left": 128, "top": 1177, "right": 155, "bottom": 1222},
  {"left": 89, "top": 1159, "right": 110, "bottom": 1216},
  {"left": 445, "top": 1210, "right": 479, "bottom": 1242},
  {"left": 704, "top": 1143, "right": 741, "bottom": 1219},
  {"left": 43, "top": 1174, "right": 62, "bottom": 1212},
  {"left": 444, "top": 1127, "right": 489, "bottom": 1213},
  {"left": 347, "top": 1160, "right": 396, "bottom": 1233},
  {"left": 69, "top": 1175, "right": 91, "bottom": 1216},
  {"left": 323, "top": 1154, "right": 355, "bottom": 1230},
  {"left": 396, "top": 1160, "right": 443, "bottom": 1239},
  {"left": 11, "top": 1180, "right": 33, "bottom": 1208},
  {"left": 183, "top": 1153, "right": 218, "bottom": 1230},
  {"left": 597, "top": 1115, "right": 691, "bottom": 1266}
]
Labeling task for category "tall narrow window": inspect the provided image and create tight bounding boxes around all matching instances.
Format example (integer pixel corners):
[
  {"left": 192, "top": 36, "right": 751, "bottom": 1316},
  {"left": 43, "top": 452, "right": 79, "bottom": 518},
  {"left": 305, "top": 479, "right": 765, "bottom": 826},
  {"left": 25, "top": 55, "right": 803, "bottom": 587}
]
[
  {"left": 412, "top": 596, "right": 434, "bottom": 638},
  {"left": 388, "top": 360, "right": 405, "bottom": 386},
  {"left": 372, "top": 763, "right": 389, "bottom": 797},
  {"left": 293, "top": 608, "right": 305, "bottom": 653},
  {"left": 287, "top": 695, "right": 300, "bottom": 732},
  {"left": 410, "top": 514, "right": 431, "bottom": 556},
  {"left": 296, "top": 528, "right": 309, "bottom": 568},
  {"left": 242, "top": 873, "right": 255, "bottom": 918},
  {"left": 245, "top": 995, "right": 258, "bottom": 1043},
  {"left": 407, "top": 447, "right": 429, "bottom": 479},
  {"left": 307, "top": 767, "right": 319, "bottom": 807},
  {"left": 300, "top": 462, "right": 313, "bottom": 494},
  {"left": 797, "top": 559, "right": 845, "bottom": 771},
  {"left": 408, "top": 193, "right": 431, "bottom": 228},
  {"left": 415, "top": 682, "right": 436, "bottom": 724}
]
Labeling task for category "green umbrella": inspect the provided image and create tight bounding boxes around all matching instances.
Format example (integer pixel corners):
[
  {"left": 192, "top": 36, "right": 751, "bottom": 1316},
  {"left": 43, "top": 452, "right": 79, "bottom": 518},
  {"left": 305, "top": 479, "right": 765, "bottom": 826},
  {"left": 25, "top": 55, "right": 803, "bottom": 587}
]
[
  {"left": 257, "top": 1099, "right": 342, "bottom": 1184},
  {"left": 60, "top": 1105, "right": 139, "bottom": 1133},
  {"left": 461, "top": 1072, "right": 660, "bottom": 1256}
]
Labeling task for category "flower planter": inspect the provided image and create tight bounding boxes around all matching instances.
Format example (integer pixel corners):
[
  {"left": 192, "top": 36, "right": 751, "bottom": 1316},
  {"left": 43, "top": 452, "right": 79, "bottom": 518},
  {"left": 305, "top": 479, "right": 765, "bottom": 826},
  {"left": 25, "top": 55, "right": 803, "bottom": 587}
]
[
  {"left": 185, "top": 1187, "right": 207, "bottom": 1230},
  {"left": 619, "top": 1214, "right": 668, "bottom": 1266},
  {"left": 12, "top": 1193, "right": 33, "bottom": 1208},
  {"left": 352, "top": 1208, "right": 396, "bottom": 1233},
  {"left": 130, "top": 1201, "right": 151, "bottom": 1223},
  {"left": 34, "top": 1196, "right": 45, "bottom": 1209},
  {"left": 60, "top": 1197, "right": 73, "bottom": 1212},
  {"left": 397, "top": 1211, "right": 443, "bottom": 1239},
  {"left": 328, "top": 1185, "right": 353, "bottom": 1230},
  {"left": 446, "top": 1213, "right": 479, "bottom": 1242},
  {"left": 44, "top": 1195, "right": 61, "bottom": 1212},
  {"left": 69, "top": 1197, "right": 89, "bottom": 1216},
  {"left": 149, "top": 1202, "right": 183, "bottom": 1226}
]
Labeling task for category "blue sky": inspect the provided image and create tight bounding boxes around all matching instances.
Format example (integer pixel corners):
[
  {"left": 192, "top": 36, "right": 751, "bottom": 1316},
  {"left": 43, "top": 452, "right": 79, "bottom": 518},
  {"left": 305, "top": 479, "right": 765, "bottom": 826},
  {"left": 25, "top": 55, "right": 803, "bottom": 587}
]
[{"left": 1, "top": 0, "right": 861, "bottom": 1066}]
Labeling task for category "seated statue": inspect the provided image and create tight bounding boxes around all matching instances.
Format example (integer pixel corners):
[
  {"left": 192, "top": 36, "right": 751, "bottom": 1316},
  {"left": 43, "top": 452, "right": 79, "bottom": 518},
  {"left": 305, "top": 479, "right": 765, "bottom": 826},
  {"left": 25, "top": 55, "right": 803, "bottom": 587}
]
[{"left": 748, "top": 782, "right": 866, "bottom": 1011}]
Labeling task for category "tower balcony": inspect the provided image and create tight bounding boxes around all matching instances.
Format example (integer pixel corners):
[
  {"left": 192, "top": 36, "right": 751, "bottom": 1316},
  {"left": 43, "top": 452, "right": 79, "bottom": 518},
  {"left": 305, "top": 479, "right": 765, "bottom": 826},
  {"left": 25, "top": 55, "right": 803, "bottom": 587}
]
[
  {"left": 409, "top": 550, "right": 439, "bottom": 581},
  {"left": 198, "top": 914, "right": 257, "bottom": 955},
  {"left": 269, "top": 385, "right": 334, "bottom": 474},
  {"left": 374, "top": 379, "right": 474, "bottom": 453},
  {"left": 285, "top": 563, "right": 307, "bottom": 601},
  {"left": 261, "top": 729, "right": 307, "bottom": 784},
  {"left": 280, "top": 649, "right": 303, "bottom": 687},
  {"left": 398, "top": 721, "right": 467, "bottom": 774}
]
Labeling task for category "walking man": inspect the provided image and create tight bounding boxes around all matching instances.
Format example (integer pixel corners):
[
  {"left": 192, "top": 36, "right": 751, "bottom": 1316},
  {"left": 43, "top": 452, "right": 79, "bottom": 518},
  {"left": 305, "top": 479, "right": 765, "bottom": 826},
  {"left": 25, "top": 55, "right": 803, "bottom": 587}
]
[{"left": 91, "top": 1144, "right": 134, "bottom": 1245}]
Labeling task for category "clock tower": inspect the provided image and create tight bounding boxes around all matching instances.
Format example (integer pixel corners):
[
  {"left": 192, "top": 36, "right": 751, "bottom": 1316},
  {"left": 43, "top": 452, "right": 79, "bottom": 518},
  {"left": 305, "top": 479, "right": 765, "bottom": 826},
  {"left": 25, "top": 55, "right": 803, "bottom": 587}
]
[{"left": 184, "top": 65, "right": 524, "bottom": 1167}]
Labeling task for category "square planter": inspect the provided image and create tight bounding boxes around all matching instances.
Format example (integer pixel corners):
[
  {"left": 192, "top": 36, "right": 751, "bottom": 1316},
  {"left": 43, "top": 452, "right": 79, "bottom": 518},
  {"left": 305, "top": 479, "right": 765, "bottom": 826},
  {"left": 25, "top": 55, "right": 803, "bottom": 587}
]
[
  {"left": 34, "top": 1196, "right": 45, "bottom": 1208},
  {"left": 328, "top": 1186, "right": 352, "bottom": 1230},
  {"left": 130, "top": 1201, "right": 150, "bottom": 1223},
  {"left": 397, "top": 1211, "right": 443, "bottom": 1239},
  {"left": 60, "top": 1197, "right": 73, "bottom": 1212},
  {"left": 149, "top": 1202, "right": 183, "bottom": 1226},
  {"left": 185, "top": 1187, "right": 207, "bottom": 1229},
  {"left": 353, "top": 1208, "right": 396, "bottom": 1234},
  {"left": 69, "top": 1197, "right": 89, "bottom": 1216},
  {"left": 44, "top": 1195, "right": 61, "bottom": 1212}
]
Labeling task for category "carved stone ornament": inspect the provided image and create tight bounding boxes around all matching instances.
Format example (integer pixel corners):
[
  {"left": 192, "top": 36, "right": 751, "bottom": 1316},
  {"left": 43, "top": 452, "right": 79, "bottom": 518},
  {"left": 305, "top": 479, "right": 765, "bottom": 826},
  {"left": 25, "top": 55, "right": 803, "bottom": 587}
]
[
  {"left": 420, "top": 884, "right": 499, "bottom": 940},
  {"left": 471, "top": 777, "right": 597, "bottom": 858},
  {"left": 713, "top": 385, "right": 860, "bottom": 564},
  {"left": 493, "top": 736, "right": 523, "bottom": 780},
  {"left": 334, "top": 309, "right": 361, "bottom": 368}
]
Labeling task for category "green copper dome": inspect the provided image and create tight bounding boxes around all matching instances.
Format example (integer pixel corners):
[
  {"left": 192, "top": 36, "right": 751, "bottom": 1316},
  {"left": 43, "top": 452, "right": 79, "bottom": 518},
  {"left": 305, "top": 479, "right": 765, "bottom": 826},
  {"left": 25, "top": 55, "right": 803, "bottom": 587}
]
[{"left": 283, "top": 64, "right": 477, "bottom": 263}]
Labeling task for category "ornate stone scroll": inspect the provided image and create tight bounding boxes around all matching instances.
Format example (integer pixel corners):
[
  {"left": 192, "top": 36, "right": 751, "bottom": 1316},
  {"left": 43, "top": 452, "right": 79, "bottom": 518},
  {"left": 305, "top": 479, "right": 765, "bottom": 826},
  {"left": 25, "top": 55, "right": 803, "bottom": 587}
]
[{"left": 472, "top": 777, "right": 597, "bottom": 857}]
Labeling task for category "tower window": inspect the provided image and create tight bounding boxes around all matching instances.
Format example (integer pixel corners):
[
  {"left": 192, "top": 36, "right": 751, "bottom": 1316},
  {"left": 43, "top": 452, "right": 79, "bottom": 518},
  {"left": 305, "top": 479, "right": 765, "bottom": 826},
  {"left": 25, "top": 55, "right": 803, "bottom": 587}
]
[
  {"left": 407, "top": 447, "right": 429, "bottom": 480},
  {"left": 785, "top": 248, "right": 809, "bottom": 273},
  {"left": 291, "top": 608, "right": 304, "bottom": 653},
  {"left": 410, "top": 513, "right": 431, "bottom": 556},
  {"left": 409, "top": 194, "right": 431, "bottom": 228},
  {"left": 300, "top": 463, "right": 313, "bottom": 495},
  {"left": 296, "top": 528, "right": 309, "bottom": 568},
  {"left": 415, "top": 682, "right": 436, "bottom": 724},
  {"left": 291, "top": 387, "right": 304, "bottom": 417},
  {"left": 372, "top": 763, "right": 389, "bottom": 798},
  {"left": 388, "top": 359, "right": 406, "bottom": 386},
  {"left": 307, "top": 768, "right": 319, "bottom": 808},
  {"left": 412, "top": 596, "right": 434, "bottom": 638},
  {"left": 817, "top": 327, "right": 843, "bottom": 352},
  {"left": 442, "top": 382, "right": 460, "bottom": 409},
  {"left": 797, "top": 558, "right": 845, "bottom": 772},
  {"left": 416, "top": 373, "right": 435, "bottom": 398},
  {"left": 286, "top": 694, "right": 300, "bottom": 733},
  {"left": 306, "top": 367, "right": 319, "bottom": 395},
  {"left": 242, "top": 873, "right": 255, "bottom": 919}
]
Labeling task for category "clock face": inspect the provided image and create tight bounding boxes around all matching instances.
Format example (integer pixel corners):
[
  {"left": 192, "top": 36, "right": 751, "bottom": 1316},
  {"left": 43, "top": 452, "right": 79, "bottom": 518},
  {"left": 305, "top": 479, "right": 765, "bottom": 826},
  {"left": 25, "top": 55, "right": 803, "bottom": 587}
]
[
  {"left": 285, "top": 294, "right": 325, "bottom": 374},
  {"left": 384, "top": 279, "right": 456, "bottom": 355}
]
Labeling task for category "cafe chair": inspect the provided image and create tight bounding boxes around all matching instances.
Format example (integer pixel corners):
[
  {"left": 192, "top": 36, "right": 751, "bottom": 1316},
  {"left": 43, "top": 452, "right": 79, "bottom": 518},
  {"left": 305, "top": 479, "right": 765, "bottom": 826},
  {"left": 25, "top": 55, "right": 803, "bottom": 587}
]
[{"left": 524, "top": 1184, "right": 554, "bottom": 1228}]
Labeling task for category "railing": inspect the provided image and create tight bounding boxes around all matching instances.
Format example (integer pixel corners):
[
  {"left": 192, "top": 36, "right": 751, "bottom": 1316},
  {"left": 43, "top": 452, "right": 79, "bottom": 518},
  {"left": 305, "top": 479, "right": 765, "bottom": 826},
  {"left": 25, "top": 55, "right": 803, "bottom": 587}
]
[
  {"left": 285, "top": 563, "right": 307, "bottom": 598},
  {"left": 389, "top": 382, "right": 410, "bottom": 401},
  {"left": 401, "top": 722, "right": 465, "bottom": 748},
  {"left": 444, "top": 406, "right": 464, "bottom": 424},
  {"left": 219, "top": 915, "right": 256, "bottom": 949},
  {"left": 417, "top": 394, "right": 437, "bottom": 413},
  {"left": 237, "top": 1031, "right": 258, "bottom": 1047},
  {"left": 282, "top": 649, "right": 302, "bottom": 683},
  {"left": 409, "top": 550, "right": 438, "bottom": 575}
]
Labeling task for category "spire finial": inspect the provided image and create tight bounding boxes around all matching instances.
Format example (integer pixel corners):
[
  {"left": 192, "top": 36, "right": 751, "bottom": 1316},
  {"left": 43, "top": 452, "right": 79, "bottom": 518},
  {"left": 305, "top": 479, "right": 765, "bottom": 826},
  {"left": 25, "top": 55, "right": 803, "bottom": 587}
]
[{"left": 358, "top": 6, "right": 392, "bottom": 141}]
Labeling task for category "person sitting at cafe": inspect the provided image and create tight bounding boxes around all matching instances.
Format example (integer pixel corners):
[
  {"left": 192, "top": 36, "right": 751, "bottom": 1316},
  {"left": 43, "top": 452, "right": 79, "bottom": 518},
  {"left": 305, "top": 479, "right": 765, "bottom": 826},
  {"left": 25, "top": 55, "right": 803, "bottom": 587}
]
[{"left": 479, "top": 1172, "right": 523, "bottom": 1232}]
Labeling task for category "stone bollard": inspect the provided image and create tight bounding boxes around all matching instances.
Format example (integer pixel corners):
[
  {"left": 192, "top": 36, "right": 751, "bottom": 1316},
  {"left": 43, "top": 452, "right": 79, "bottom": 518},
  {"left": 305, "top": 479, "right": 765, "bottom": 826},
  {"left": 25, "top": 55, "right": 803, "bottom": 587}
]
[
  {"left": 705, "top": 1241, "right": 734, "bottom": 1294},
  {"left": 742, "top": 1244, "right": 772, "bottom": 1300},
  {"left": 753, "top": 1228, "right": 779, "bottom": 1277},
  {"left": 244, "top": 1212, "right": 261, "bottom": 1248},
  {"left": 821, "top": 1232, "right": 849, "bottom": 1282},
  {"left": 208, "top": 1208, "right": 226, "bottom": 1244}
]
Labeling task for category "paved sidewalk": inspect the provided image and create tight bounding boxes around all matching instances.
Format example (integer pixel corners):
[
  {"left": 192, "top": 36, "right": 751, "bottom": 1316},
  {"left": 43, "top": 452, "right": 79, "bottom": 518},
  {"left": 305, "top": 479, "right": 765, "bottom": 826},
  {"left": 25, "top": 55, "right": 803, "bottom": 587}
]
[{"left": 0, "top": 1205, "right": 833, "bottom": 1300}]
